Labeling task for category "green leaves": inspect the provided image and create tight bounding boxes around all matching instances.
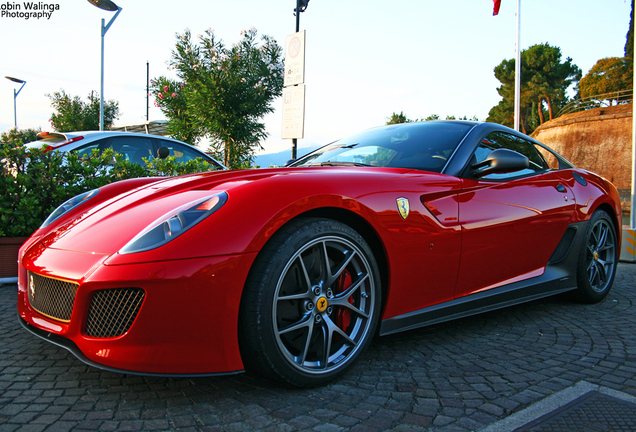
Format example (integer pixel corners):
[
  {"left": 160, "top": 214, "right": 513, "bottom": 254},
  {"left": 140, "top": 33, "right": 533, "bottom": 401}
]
[
  {"left": 0, "top": 128, "right": 40, "bottom": 147},
  {"left": 386, "top": 112, "right": 412, "bottom": 125},
  {"left": 151, "top": 28, "right": 284, "bottom": 169},
  {"left": 0, "top": 144, "right": 219, "bottom": 238},
  {"left": 47, "top": 90, "right": 120, "bottom": 132},
  {"left": 488, "top": 44, "right": 581, "bottom": 134},
  {"left": 142, "top": 155, "right": 219, "bottom": 177},
  {"left": 579, "top": 57, "right": 633, "bottom": 101}
]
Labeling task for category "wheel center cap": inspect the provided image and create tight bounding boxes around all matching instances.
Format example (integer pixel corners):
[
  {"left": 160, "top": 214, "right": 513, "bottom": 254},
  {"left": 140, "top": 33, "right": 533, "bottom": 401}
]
[
  {"left": 316, "top": 296, "right": 328, "bottom": 312},
  {"left": 594, "top": 251, "right": 599, "bottom": 261}
]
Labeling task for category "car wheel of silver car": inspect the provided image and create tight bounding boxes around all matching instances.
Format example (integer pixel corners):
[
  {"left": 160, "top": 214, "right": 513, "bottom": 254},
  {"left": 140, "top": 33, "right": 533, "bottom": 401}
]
[
  {"left": 239, "top": 218, "right": 381, "bottom": 387},
  {"left": 575, "top": 209, "right": 618, "bottom": 303}
]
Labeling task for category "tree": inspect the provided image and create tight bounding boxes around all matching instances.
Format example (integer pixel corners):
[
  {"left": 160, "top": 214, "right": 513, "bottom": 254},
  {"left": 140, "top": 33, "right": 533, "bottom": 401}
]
[
  {"left": 0, "top": 128, "right": 40, "bottom": 146},
  {"left": 151, "top": 78, "right": 202, "bottom": 145},
  {"left": 47, "top": 90, "right": 120, "bottom": 132},
  {"left": 487, "top": 43, "right": 581, "bottom": 133},
  {"left": 387, "top": 113, "right": 479, "bottom": 124},
  {"left": 152, "top": 28, "right": 284, "bottom": 169},
  {"left": 626, "top": 0, "right": 634, "bottom": 60},
  {"left": 579, "top": 57, "right": 633, "bottom": 103},
  {"left": 386, "top": 112, "right": 412, "bottom": 124},
  {"left": 524, "top": 44, "right": 581, "bottom": 122}
]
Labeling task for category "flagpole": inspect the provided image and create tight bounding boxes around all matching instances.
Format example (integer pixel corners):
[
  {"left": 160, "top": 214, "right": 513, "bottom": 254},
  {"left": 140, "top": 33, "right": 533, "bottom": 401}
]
[{"left": 514, "top": 0, "right": 521, "bottom": 131}]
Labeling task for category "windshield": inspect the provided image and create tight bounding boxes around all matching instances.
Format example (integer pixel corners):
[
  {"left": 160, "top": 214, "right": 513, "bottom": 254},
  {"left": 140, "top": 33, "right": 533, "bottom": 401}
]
[{"left": 292, "top": 121, "right": 476, "bottom": 173}]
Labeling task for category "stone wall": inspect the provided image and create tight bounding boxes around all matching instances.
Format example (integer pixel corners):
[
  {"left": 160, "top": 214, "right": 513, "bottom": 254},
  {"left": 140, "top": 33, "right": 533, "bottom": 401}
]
[{"left": 531, "top": 104, "right": 632, "bottom": 211}]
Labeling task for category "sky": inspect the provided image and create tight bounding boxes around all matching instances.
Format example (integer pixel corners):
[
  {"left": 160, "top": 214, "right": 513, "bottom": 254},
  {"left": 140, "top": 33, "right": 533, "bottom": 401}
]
[{"left": 1, "top": 0, "right": 632, "bottom": 157}]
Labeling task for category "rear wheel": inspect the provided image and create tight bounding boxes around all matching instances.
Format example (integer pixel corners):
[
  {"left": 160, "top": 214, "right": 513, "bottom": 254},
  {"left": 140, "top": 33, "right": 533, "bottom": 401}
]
[
  {"left": 239, "top": 218, "right": 381, "bottom": 387},
  {"left": 575, "top": 209, "right": 618, "bottom": 303}
]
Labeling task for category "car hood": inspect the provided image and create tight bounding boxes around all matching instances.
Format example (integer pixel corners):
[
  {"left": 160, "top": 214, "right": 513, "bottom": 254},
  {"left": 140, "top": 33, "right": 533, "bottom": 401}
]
[{"left": 38, "top": 169, "right": 282, "bottom": 254}]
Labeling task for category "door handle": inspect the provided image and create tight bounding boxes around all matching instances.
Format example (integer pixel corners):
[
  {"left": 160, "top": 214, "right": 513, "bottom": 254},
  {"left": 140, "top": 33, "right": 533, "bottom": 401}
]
[{"left": 556, "top": 184, "right": 566, "bottom": 193}]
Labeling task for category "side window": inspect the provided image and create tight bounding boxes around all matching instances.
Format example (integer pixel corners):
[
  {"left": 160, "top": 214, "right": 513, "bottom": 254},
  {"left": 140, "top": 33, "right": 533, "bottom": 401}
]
[
  {"left": 471, "top": 132, "right": 548, "bottom": 180},
  {"left": 158, "top": 141, "right": 205, "bottom": 163},
  {"left": 108, "top": 137, "right": 154, "bottom": 164},
  {"left": 72, "top": 142, "right": 102, "bottom": 158}
]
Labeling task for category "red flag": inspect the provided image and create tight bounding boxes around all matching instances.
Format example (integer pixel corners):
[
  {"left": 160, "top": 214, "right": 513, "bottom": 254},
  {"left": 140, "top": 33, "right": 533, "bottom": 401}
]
[{"left": 493, "top": 0, "right": 501, "bottom": 15}]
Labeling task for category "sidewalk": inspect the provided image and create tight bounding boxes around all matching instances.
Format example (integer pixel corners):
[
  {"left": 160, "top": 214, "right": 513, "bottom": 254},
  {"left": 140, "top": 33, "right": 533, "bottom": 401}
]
[{"left": 0, "top": 263, "right": 634, "bottom": 431}]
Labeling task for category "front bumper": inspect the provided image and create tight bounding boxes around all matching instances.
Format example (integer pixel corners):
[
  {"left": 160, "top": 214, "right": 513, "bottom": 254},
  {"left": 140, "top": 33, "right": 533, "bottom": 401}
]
[{"left": 18, "top": 245, "right": 257, "bottom": 375}]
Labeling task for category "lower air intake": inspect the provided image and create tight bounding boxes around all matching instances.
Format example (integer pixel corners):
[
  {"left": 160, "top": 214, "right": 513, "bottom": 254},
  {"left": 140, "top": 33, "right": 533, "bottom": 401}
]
[{"left": 85, "top": 288, "right": 145, "bottom": 338}]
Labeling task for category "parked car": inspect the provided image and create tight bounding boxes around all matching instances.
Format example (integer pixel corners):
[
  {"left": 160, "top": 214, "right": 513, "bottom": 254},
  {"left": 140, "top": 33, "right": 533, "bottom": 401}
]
[
  {"left": 24, "top": 131, "right": 225, "bottom": 169},
  {"left": 17, "top": 121, "right": 621, "bottom": 387}
]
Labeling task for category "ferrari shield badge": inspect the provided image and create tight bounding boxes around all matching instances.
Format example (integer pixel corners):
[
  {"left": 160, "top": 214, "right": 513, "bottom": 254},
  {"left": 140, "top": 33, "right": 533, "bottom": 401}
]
[{"left": 397, "top": 197, "right": 410, "bottom": 220}]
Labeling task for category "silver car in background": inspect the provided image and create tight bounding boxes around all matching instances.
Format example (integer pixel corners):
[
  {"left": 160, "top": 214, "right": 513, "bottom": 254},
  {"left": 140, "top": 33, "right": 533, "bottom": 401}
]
[{"left": 24, "top": 131, "right": 226, "bottom": 169}]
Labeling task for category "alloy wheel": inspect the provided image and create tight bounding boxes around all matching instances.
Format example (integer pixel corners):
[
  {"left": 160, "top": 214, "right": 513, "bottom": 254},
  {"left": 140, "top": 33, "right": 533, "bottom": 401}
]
[{"left": 272, "top": 235, "right": 376, "bottom": 374}]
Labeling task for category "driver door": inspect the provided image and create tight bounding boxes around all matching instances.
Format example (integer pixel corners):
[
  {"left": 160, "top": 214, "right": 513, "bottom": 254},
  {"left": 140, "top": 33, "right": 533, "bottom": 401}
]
[{"left": 454, "top": 132, "right": 576, "bottom": 298}]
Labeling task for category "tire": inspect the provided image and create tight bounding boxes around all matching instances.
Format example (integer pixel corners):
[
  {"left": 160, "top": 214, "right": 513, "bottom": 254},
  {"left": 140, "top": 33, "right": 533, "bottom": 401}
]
[
  {"left": 575, "top": 209, "right": 618, "bottom": 303},
  {"left": 239, "top": 218, "right": 381, "bottom": 387}
]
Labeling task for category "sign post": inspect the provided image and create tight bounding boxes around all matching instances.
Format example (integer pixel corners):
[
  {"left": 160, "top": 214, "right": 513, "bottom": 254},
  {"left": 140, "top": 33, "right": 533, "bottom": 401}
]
[
  {"left": 282, "top": 85, "right": 306, "bottom": 140},
  {"left": 282, "top": 30, "right": 307, "bottom": 159}
]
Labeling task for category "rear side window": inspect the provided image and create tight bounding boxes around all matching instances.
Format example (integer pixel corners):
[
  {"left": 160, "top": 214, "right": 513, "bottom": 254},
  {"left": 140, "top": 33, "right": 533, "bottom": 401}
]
[
  {"left": 158, "top": 142, "right": 203, "bottom": 163},
  {"left": 157, "top": 141, "right": 223, "bottom": 169},
  {"left": 537, "top": 147, "right": 561, "bottom": 169}
]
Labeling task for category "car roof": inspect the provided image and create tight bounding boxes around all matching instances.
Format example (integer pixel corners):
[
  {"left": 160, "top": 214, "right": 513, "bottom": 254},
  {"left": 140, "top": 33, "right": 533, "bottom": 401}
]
[
  {"left": 24, "top": 131, "right": 199, "bottom": 150},
  {"left": 33, "top": 130, "right": 187, "bottom": 143}
]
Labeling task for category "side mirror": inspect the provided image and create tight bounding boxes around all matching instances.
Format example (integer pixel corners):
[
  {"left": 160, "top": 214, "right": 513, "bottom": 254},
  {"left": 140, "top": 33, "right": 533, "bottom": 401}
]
[
  {"left": 157, "top": 146, "right": 170, "bottom": 159},
  {"left": 471, "top": 148, "right": 529, "bottom": 178},
  {"left": 283, "top": 159, "right": 296, "bottom": 167}
]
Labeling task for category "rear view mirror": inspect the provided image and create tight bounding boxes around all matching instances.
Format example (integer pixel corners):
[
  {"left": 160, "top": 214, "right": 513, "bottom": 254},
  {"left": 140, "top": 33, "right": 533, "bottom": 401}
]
[
  {"left": 157, "top": 146, "right": 170, "bottom": 159},
  {"left": 472, "top": 148, "right": 529, "bottom": 178}
]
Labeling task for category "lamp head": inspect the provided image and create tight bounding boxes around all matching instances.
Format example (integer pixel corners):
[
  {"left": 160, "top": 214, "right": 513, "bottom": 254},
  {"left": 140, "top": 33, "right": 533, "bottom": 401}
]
[
  {"left": 87, "top": 0, "right": 119, "bottom": 11},
  {"left": 295, "top": 0, "right": 310, "bottom": 14},
  {"left": 5, "top": 76, "right": 26, "bottom": 84}
]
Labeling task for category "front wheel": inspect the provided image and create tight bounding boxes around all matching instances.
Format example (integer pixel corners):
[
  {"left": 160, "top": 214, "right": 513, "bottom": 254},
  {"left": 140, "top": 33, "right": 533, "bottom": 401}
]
[
  {"left": 575, "top": 209, "right": 618, "bottom": 303},
  {"left": 239, "top": 218, "right": 381, "bottom": 387}
]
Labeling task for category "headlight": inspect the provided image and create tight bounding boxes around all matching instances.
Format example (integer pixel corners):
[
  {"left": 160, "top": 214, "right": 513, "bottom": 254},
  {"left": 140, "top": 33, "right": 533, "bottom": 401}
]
[
  {"left": 41, "top": 189, "right": 99, "bottom": 228},
  {"left": 120, "top": 192, "right": 228, "bottom": 254}
]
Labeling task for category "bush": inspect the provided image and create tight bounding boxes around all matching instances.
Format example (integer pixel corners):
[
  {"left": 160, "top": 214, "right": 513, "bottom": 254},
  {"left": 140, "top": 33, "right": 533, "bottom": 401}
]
[
  {"left": 0, "top": 144, "right": 219, "bottom": 238},
  {"left": 1, "top": 128, "right": 41, "bottom": 147},
  {"left": 143, "top": 155, "right": 219, "bottom": 177}
]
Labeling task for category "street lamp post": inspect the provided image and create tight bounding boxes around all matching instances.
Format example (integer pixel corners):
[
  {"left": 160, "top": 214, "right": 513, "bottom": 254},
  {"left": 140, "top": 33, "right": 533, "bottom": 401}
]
[
  {"left": 295, "top": 0, "right": 309, "bottom": 33},
  {"left": 5, "top": 76, "right": 26, "bottom": 129},
  {"left": 87, "top": 0, "right": 122, "bottom": 131},
  {"left": 291, "top": 0, "right": 309, "bottom": 160}
]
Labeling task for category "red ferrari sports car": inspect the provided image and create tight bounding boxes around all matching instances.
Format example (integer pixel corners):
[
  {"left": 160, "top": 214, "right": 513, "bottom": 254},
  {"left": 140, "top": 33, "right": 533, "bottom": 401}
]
[{"left": 18, "top": 121, "right": 621, "bottom": 387}]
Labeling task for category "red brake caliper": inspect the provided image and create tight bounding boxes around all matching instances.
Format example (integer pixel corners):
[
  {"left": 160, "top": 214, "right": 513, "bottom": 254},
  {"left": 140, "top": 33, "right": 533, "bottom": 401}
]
[{"left": 335, "top": 269, "right": 354, "bottom": 331}]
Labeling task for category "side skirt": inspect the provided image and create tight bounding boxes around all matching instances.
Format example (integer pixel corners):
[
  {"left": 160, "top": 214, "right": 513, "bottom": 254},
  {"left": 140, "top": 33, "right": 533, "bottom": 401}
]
[{"left": 379, "top": 220, "right": 587, "bottom": 336}]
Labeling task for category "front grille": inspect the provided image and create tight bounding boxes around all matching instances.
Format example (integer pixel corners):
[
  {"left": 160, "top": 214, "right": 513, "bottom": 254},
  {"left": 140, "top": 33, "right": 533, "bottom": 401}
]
[
  {"left": 85, "top": 288, "right": 145, "bottom": 338},
  {"left": 28, "top": 272, "right": 78, "bottom": 322}
]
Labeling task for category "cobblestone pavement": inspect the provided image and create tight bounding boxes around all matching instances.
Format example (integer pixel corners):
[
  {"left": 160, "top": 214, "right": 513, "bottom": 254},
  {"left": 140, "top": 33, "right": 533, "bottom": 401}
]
[{"left": 1, "top": 264, "right": 635, "bottom": 432}]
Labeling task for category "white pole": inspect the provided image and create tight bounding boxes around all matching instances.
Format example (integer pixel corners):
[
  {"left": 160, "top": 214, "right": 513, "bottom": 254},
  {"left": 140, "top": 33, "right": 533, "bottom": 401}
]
[
  {"left": 98, "top": 6, "right": 121, "bottom": 132},
  {"left": 100, "top": 17, "right": 105, "bottom": 131},
  {"left": 514, "top": 0, "right": 521, "bottom": 131}
]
